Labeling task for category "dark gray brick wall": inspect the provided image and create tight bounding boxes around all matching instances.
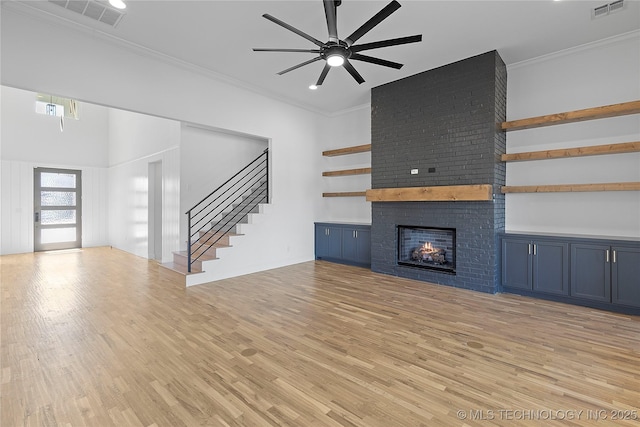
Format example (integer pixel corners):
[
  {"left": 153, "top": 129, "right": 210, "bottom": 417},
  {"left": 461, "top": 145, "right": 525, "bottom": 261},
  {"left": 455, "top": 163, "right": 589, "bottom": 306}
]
[{"left": 370, "top": 51, "right": 507, "bottom": 294}]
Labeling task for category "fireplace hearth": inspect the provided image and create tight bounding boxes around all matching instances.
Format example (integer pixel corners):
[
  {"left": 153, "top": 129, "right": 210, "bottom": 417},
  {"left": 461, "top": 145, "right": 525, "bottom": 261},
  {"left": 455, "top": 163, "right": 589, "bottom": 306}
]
[{"left": 397, "top": 226, "right": 456, "bottom": 274}]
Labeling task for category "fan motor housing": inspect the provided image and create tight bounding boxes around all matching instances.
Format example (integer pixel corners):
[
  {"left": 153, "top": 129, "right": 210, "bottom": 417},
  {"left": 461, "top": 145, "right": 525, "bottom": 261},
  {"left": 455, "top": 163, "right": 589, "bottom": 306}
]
[{"left": 321, "top": 41, "right": 351, "bottom": 61}]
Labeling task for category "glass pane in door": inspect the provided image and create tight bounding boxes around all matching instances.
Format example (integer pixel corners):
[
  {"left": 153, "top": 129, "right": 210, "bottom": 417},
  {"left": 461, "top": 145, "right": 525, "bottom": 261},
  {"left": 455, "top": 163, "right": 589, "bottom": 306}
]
[
  {"left": 40, "top": 172, "right": 76, "bottom": 188},
  {"left": 41, "top": 191, "right": 77, "bottom": 206},
  {"left": 41, "top": 228, "right": 77, "bottom": 244},
  {"left": 41, "top": 210, "right": 76, "bottom": 225}
]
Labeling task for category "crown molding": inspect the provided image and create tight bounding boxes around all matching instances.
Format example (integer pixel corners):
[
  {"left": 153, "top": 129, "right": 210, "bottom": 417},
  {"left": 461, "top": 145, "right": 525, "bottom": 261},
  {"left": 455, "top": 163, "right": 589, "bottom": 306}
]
[
  {"left": 507, "top": 30, "right": 640, "bottom": 71},
  {"left": 328, "top": 102, "right": 371, "bottom": 118}
]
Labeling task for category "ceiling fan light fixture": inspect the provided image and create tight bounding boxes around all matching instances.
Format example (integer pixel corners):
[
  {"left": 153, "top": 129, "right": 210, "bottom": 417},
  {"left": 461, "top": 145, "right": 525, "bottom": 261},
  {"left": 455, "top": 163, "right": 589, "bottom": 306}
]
[{"left": 327, "top": 54, "right": 345, "bottom": 67}]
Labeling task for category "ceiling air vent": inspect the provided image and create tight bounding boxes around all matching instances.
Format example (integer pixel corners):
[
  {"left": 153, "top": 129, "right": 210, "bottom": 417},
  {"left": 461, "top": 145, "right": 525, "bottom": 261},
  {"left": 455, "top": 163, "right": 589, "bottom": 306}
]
[
  {"left": 48, "top": 0, "right": 125, "bottom": 27},
  {"left": 592, "top": 0, "right": 625, "bottom": 19}
]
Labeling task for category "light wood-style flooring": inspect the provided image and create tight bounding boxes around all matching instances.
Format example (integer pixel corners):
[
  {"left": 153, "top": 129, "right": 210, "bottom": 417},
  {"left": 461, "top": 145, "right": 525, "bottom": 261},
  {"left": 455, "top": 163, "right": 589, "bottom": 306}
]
[{"left": 2, "top": 247, "right": 639, "bottom": 426}]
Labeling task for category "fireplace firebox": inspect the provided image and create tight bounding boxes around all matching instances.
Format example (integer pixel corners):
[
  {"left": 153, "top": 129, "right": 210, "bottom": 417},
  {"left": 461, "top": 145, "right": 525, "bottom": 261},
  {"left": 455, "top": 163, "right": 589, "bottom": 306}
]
[{"left": 397, "top": 226, "right": 456, "bottom": 273}]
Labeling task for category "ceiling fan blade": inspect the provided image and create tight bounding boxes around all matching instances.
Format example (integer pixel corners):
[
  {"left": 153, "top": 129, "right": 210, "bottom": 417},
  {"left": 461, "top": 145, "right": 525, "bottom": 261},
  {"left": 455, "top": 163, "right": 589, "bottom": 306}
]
[
  {"left": 253, "top": 48, "right": 321, "bottom": 53},
  {"left": 350, "top": 35, "right": 422, "bottom": 53},
  {"left": 262, "top": 14, "right": 325, "bottom": 47},
  {"left": 350, "top": 53, "right": 403, "bottom": 69},
  {"left": 316, "top": 63, "right": 332, "bottom": 86},
  {"left": 344, "top": 0, "right": 401, "bottom": 46},
  {"left": 323, "top": 0, "right": 339, "bottom": 42},
  {"left": 343, "top": 60, "right": 365, "bottom": 84},
  {"left": 277, "top": 56, "right": 322, "bottom": 75}
]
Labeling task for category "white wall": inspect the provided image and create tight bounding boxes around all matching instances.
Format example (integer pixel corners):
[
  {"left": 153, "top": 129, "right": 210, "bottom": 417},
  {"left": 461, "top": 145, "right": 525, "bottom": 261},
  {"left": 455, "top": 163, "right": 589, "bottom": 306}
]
[
  {"left": 1, "top": 7, "right": 325, "bottom": 281},
  {"left": 107, "top": 109, "right": 181, "bottom": 262},
  {"left": 108, "top": 108, "right": 180, "bottom": 166},
  {"left": 505, "top": 32, "right": 640, "bottom": 238},
  {"left": 320, "top": 106, "right": 372, "bottom": 223},
  {"left": 0, "top": 86, "right": 109, "bottom": 254}
]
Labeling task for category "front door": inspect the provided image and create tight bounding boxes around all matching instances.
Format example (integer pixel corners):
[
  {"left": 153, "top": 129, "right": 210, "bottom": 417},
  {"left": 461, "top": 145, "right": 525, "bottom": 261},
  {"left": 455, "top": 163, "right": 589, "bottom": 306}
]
[{"left": 34, "top": 167, "right": 82, "bottom": 251}]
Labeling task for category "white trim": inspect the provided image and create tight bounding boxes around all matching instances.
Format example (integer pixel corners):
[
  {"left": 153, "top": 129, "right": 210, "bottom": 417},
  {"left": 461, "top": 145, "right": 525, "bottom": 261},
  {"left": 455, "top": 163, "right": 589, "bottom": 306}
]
[
  {"left": 108, "top": 146, "right": 179, "bottom": 169},
  {"left": 507, "top": 30, "right": 640, "bottom": 71},
  {"left": 181, "top": 122, "right": 269, "bottom": 142},
  {"left": 327, "top": 102, "right": 371, "bottom": 118}
]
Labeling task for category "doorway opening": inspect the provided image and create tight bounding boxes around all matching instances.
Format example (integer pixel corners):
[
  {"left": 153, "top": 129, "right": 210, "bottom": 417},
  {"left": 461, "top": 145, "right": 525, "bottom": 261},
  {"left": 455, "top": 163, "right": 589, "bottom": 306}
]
[{"left": 148, "top": 161, "right": 163, "bottom": 261}]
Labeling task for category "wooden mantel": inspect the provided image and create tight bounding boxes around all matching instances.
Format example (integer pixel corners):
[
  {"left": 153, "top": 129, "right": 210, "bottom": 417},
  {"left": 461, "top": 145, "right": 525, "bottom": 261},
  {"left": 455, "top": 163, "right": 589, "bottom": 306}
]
[{"left": 366, "top": 184, "right": 493, "bottom": 202}]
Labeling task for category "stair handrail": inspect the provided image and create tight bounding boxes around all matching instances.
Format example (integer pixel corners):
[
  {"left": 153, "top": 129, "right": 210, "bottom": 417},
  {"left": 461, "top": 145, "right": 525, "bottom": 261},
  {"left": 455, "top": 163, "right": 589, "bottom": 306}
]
[
  {"left": 186, "top": 149, "right": 268, "bottom": 216},
  {"left": 189, "top": 160, "right": 267, "bottom": 234},
  {"left": 186, "top": 148, "right": 269, "bottom": 272}
]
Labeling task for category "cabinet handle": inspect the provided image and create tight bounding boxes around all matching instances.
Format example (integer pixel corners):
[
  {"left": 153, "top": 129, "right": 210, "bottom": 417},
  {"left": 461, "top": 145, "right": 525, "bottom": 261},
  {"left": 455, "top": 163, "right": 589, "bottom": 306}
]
[
  {"left": 533, "top": 244, "right": 537, "bottom": 256},
  {"left": 528, "top": 243, "right": 531, "bottom": 255},
  {"left": 326, "top": 228, "right": 329, "bottom": 236},
  {"left": 606, "top": 249, "right": 610, "bottom": 263},
  {"left": 612, "top": 250, "right": 616, "bottom": 263},
  {"left": 355, "top": 230, "right": 358, "bottom": 238}
]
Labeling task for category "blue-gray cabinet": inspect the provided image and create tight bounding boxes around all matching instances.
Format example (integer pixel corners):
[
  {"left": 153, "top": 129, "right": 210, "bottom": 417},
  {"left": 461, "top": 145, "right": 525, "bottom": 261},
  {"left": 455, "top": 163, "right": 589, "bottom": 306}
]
[
  {"left": 342, "top": 227, "right": 371, "bottom": 265},
  {"left": 570, "top": 243, "right": 611, "bottom": 302},
  {"left": 571, "top": 243, "right": 640, "bottom": 308},
  {"left": 612, "top": 246, "right": 640, "bottom": 308},
  {"left": 502, "top": 233, "right": 640, "bottom": 314},
  {"left": 315, "top": 222, "right": 371, "bottom": 268},
  {"left": 315, "top": 224, "right": 342, "bottom": 260},
  {"left": 502, "top": 238, "right": 569, "bottom": 296}
]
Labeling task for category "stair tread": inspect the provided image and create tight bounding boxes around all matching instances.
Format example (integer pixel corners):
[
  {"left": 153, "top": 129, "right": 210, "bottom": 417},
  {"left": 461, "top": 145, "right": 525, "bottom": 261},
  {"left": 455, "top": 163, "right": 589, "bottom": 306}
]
[
  {"left": 174, "top": 251, "right": 218, "bottom": 261},
  {"left": 191, "top": 241, "right": 231, "bottom": 249},
  {"left": 160, "top": 262, "right": 203, "bottom": 275}
]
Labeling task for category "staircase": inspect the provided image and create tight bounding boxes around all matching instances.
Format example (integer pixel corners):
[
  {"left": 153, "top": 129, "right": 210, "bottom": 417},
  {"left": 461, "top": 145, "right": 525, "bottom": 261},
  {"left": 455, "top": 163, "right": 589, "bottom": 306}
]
[{"left": 161, "top": 150, "right": 269, "bottom": 277}]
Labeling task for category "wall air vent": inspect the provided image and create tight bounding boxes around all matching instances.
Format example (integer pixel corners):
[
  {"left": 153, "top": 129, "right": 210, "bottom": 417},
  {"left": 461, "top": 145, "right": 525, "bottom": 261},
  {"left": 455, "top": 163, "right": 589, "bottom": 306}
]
[
  {"left": 48, "top": 0, "right": 125, "bottom": 27},
  {"left": 592, "top": 0, "right": 625, "bottom": 19}
]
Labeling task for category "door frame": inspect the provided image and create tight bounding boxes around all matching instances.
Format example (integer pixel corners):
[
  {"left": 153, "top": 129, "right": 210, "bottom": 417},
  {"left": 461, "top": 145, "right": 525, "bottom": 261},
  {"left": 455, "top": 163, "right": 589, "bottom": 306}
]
[
  {"left": 148, "top": 161, "right": 163, "bottom": 261},
  {"left": 34, "top": 167, "right": 82, "bottom": 252}
]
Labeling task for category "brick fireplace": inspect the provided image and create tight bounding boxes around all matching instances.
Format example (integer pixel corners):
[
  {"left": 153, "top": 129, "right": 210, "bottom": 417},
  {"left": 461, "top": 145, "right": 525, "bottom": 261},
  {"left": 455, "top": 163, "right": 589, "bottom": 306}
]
[{"left": 370, "top": 51, "right": 506, "bottom": 293}]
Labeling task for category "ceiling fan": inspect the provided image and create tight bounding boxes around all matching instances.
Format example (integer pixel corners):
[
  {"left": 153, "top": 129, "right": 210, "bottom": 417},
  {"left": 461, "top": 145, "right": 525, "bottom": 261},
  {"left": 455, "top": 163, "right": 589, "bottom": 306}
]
[{"left": 253, "top": 0, "right": 422, "bottom": 86}]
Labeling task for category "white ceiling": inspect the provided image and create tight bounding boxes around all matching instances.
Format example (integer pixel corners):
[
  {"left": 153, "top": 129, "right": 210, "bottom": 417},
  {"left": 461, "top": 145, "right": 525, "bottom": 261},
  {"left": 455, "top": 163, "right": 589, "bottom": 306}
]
[{"left": 8, "top": 0, "right": 640, "bottom": 115}]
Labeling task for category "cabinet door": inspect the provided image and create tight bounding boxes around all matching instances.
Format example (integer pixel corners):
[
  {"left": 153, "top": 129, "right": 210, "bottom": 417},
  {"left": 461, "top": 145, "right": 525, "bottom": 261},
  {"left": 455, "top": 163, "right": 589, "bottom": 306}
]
[
  {"left": 355, "top": 228, "right": 371, "bottom": 265},
  {"left": 315, "top": 225, "right": 329, "bottom": 258},
  {"left": 612, "top": 246, "right": 640, "bottom": 308},
  {"left": 570, "top": 244, "right": 611, "bottom": 302},
  {"left": 327, "top": 226, "right": 343, "bottom": 259},
  {"left": 532, "top": 241, "right": 569, "bottom": 296},
  {"left": 342, "top": 228, "right": 358, "bottom": 262},
  {"left": 502, "top": 238, "right": 532, "bottom": 290}
]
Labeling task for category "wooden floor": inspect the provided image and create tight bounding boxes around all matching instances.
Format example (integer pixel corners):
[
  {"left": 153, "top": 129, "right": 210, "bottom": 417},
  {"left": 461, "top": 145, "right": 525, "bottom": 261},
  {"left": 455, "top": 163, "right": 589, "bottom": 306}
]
[{"left": 2, "top": 247, "right": 639, "bottom": 426}]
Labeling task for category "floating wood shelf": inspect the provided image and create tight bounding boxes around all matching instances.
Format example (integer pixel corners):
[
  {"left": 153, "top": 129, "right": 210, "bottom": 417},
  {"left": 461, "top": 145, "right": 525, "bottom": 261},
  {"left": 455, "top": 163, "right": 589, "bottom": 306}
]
[
  {"left": 322, "top": 144, "right": 371, "bottom": 157},
  {"left": 501, "top": 182, "right": 640, "bottom": 194},
  {"left": 322, "top": 167, "right": 372, "bottom": 177},
  {"left": 501, "top": 100, "right": 640, "bottom": 131},
  {"left": 502, "top": 141, "right": 640, "bottom": 162},
  {"left": 322, "top": 191, "right": 367, "bottom": 198},
  {"left": 366, "top": 184, "right": 493, "bottom": 202}
]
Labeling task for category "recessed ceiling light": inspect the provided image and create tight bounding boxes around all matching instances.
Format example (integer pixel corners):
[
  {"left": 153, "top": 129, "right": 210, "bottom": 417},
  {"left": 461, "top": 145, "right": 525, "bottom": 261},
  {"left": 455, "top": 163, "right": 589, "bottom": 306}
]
[
  {"left": 309, "top": 85, "right": 318, "bottom": 90},
  {"left": 109, "top": 0, "right": 126, "bottom": 10}
]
